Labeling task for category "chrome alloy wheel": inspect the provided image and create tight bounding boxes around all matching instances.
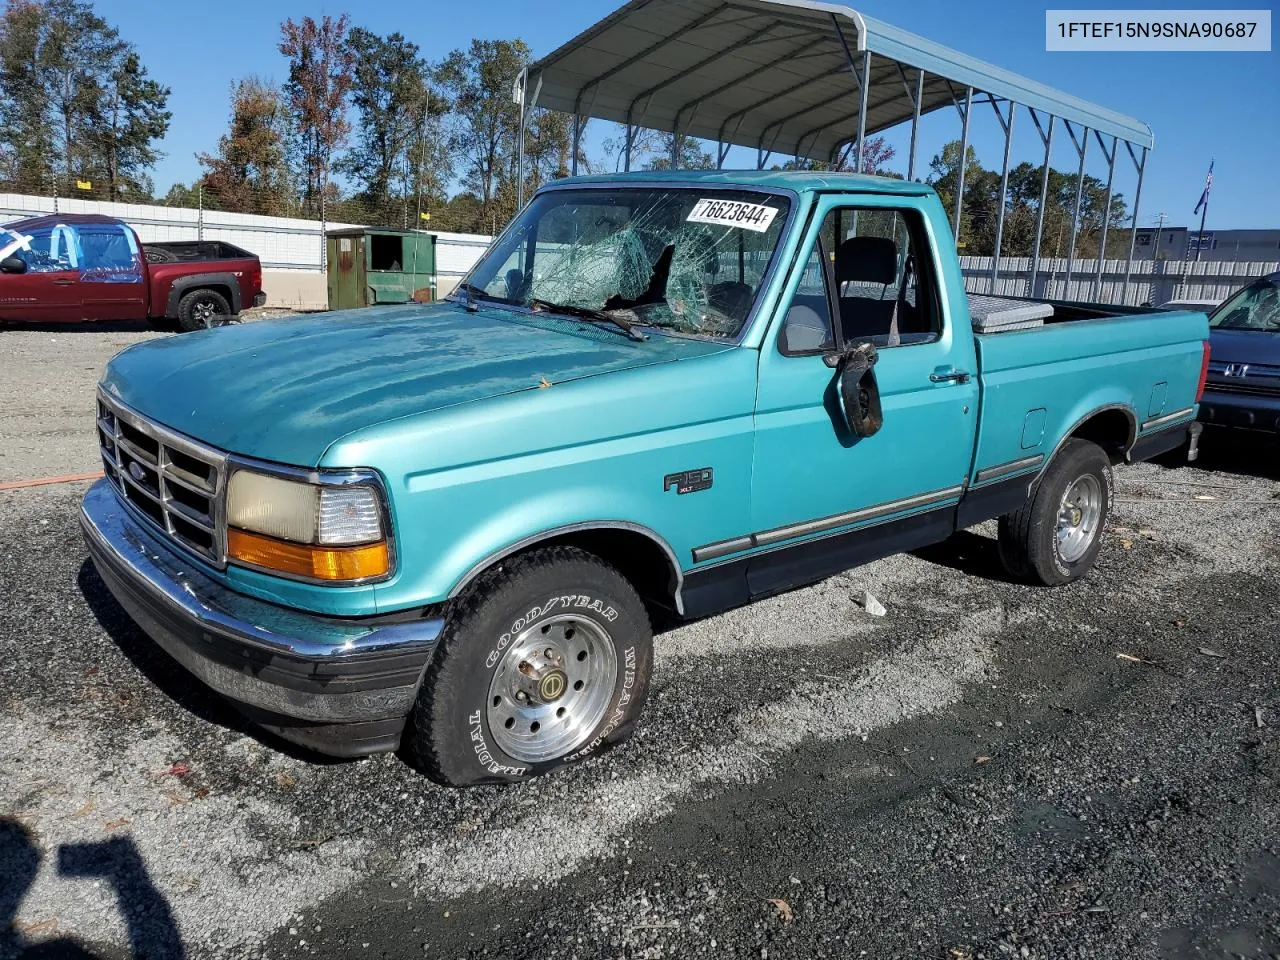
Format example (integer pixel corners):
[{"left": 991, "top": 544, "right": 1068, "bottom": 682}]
[
  {"left": 1055, "top": 474, "right": 1103, "bottom": 563},
  {"left": 486, "top": 614, "right": 617, "bottom": 763},
  {"left": 193, "top": 298, "right": 222, "bottom": 328}
]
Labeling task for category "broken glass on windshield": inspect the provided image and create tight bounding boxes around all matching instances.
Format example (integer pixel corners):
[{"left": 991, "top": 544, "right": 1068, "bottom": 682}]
[{"left": 461, "top": 188, "right": 792, "bottom": 339}]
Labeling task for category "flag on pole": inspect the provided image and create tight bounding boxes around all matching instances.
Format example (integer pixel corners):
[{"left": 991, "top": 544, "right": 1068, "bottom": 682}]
[{"left": 1193, "top": 160, "right": 1214, "bottom": 216}]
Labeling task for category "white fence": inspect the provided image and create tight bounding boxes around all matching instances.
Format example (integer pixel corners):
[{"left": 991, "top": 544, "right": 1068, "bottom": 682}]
[
  {"left": 6, "top": 191, "right": 1274, "bottom": 311},
  {"left": 959, "top": 256, "right": 1279, "bottom": 307},
  {"left": 0, "top": 192, "right": 492, "bottom": 308}
]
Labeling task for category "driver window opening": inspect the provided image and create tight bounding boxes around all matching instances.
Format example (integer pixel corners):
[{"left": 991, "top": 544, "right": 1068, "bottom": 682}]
[{"left": 822, "top": 206, "right": 941, "bottom": 349}]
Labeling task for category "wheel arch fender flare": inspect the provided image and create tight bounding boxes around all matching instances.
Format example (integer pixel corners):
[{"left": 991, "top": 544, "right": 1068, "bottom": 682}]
[
  {"left": 446, "top": 521, "right": 686, "bottom": 615},
  {"left": 164, "top": 272, "right": 242, "bottom": 318},
  {"left": 1038, "top": 401, "right": 1138, "bottom": 479}
]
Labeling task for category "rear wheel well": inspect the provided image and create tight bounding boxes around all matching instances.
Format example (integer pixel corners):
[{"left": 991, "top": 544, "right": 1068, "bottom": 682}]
[
  {"left": 184, "top": 284, "right": 234, "bottom": 308},
  {"left": 1068, "top": 408, "right": 1135, "bottom": 463},
  {"left": 465, "top": 528, "right": 680, "bottom": 620},
  {"left": 171, "top": 283, "right": 235, "bottom": 319}
]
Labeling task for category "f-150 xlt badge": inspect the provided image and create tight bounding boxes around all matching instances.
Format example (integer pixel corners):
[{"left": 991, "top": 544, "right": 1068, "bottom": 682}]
[{"left": 664, "top": 468, "right": 713, "bottom": 495}]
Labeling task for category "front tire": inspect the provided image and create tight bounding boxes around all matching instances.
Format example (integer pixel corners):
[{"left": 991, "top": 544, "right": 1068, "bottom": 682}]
[
  {"left": 176, "top": 288, "right": 233, "bottom": 331},
  {"left": 997, "top": 439, "right": 1112, "bottom": 586},
  {"left": 406, "top": 546, "right": 654, "bottom": 787}
]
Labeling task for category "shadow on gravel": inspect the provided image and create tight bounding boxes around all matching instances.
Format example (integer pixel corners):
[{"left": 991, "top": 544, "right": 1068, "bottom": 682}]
[
  {"left": 1, "top": 818, "right": 185, "bottom": 959},
  {"left": 76, "top": 561, "right": 349, "bottom": 767},
  {"left": 1155, "top": 425, "right": 1280, "bottom": 482},
  {"left": 910, "top": 529, "right": 1018, "bottom": 583}
]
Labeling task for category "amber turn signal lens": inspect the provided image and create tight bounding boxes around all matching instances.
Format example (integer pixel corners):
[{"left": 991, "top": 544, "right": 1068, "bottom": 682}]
[{"left": 227, "top": 528, "right": 389, "bottom": 581}]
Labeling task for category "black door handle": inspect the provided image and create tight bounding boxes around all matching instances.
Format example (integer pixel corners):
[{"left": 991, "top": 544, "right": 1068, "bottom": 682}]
[
  {"left": 53, "top": 278, "right": 75, "bottom": 286},
  {"left": 929, "top": 370, "right": 971, "bottom": 384}
]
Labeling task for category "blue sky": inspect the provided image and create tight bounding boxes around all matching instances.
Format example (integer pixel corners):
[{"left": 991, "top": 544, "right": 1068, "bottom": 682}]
[{"left": 98, "top": 0, "right": 1279, "bottom": 230}]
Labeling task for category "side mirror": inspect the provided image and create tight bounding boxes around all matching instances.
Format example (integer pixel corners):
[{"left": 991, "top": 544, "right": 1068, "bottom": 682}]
[
  {"left": 0, "top": 256, "right": 27, "bottom": 275},
  {"left": 825, "top": 341, "right": 883, "bottom": 438}
]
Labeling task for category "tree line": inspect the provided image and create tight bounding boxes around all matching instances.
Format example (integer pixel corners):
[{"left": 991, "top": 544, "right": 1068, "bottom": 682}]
[{"left": 0, "top": 0, "right": 1128, "bottom": 250}]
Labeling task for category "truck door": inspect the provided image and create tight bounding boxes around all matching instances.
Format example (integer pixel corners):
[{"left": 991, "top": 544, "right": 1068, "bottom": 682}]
[
  {"left": 746, "top": 195, "right": 979, "bottom": 593},
  {"left": 77, "top": 222, "right": 147, "bottom": 321},
  {"left": 0, "top": 223, "right": 83, "bottom": 323}
]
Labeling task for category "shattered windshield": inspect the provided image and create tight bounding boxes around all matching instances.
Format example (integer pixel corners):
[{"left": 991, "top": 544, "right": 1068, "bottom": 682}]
[
  {"left": 460, "top": 188, "right": 792, "bottom": 339},
  {"left": 1209, "top": 277, "right": 1280, "bottom": 332}
]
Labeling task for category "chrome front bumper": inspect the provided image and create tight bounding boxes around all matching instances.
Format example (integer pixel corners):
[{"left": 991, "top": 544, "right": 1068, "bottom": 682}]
[{"left": 80, "top": 479, "right": 443, "bottom": 757}]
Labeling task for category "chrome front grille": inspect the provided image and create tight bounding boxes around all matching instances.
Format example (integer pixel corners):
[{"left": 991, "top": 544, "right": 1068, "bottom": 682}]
[{"left": 97, "top": 392, "right": 228, "bottom": 565}]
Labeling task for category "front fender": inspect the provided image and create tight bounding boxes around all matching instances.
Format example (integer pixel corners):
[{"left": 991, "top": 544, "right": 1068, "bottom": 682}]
[{"left": 333, "top": 349, "right": 761, "bottom": 614}]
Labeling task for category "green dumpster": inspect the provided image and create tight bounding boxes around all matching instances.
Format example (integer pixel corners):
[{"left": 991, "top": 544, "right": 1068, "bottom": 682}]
[{"left": 326, "top": 228, "right": 436, "bottom": 310}]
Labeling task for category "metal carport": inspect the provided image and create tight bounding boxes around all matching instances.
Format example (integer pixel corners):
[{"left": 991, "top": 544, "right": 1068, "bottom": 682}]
[{"left": 518, "top": 0, "right": 1155, "bottom": 302}]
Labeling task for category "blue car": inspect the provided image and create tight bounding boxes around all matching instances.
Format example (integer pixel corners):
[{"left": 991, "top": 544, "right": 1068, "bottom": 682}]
[{"left": 1199, "top": 272, "right": 1280, "bottom": 434}]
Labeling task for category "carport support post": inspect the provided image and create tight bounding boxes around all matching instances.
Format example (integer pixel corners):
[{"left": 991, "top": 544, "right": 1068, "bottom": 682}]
[
  {"left": 854, "top": 50, "right": 870, "bottom": 172},
  {"left": 515, "top": 69, "right": 528, "bottom": 211},
  {"left": 624, "top": 123, "right": 633, "bottom": 173},
  {"left": 831, "top": 13, "right": 867, "bottom": 172},
  {"left": 907, "top": 69, "right": 924, "bottom": 181},
  {"left": 571, "top": 114, "right": 581, "bottom": 177},
  {"left": 953, "top": 87, "right": 973, "bottom": 245},
  {"left": 1121, "top": 144, "right": 1148, "bottom": 305},
  {"left": 1092, "top": 132, "right": 1118, "bottom": 301},
  {"left": 1028, "top": 111, "right": 1055, "bottom": 299},
  {"left": 1063, "top": 122, "right": 1090, "bottom": 297},
  {"left": 990, "top": 99, "right": 1016, "bottom": 292}
]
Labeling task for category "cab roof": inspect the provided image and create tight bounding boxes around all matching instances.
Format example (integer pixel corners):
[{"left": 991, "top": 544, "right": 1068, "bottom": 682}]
[{"left": 546, "top": 168, "right": 935, "bottom": 196}]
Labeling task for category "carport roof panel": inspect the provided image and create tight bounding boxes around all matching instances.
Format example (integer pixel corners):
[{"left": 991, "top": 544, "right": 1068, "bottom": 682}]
[{"left": 528, "top": 0, "right": 1154, "bottom": 160}]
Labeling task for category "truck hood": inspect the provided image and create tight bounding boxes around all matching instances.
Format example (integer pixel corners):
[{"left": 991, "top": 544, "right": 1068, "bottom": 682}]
[
  {"left": 102, "top": 301, "right": 729, "bottom": 466},
  {"left": 1209, "top": 328, "right": 1280, "bottom": 366}
]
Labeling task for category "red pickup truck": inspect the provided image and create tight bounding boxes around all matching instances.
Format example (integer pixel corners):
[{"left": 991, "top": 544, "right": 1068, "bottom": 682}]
[{"left": 0, "top": 213, "right": 265, "bottom": 331}]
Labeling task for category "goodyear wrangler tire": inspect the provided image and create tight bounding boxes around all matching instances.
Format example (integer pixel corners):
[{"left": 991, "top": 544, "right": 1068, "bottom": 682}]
[
  {"left": 406, "top": 546, "right": 653, "bottom": 787},
  {"left": 997, "top": 438, "right": 1113, "bottom": 587}
]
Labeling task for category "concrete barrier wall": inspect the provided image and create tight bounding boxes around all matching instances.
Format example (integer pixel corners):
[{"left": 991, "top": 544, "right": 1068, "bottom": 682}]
[{"left": 261, "top": 271, "right": 329, "bottom": 310}]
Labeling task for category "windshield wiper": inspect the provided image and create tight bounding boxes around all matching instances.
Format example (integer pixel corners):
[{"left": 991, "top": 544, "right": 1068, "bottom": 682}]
[
  {"left": 527, "top": 298, "right": 648, "bottom": 342},
  {"left": 454, "top": 282, "right": 498, "bottom": 313}
]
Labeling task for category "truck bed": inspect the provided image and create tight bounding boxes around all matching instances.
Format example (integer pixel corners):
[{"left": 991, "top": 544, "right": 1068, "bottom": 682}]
[
  {"left": 143, "top": 241, "right": 256, "bottom": 265},
  {"left": 969, "top": 305, "right": 1209, "bottom": 483},
  {"left": 964, "top": 292, "right": 1184, "bottom": 333}
]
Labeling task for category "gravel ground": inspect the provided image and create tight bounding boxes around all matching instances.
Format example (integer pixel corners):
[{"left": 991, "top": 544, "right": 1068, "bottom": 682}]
[
  {"left": 0, "top": 312, "right": 295, "bottom": 484},
  {"left": 1, "top": 324, "right": 1278, "bottom": 960}
]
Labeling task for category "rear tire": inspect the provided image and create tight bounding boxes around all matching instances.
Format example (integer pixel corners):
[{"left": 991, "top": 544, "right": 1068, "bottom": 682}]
[
  {"left": 997, "top": 439, "right": 1112, "bottom": 586},
  {"left": 176, "top": 288, "right": 233, "bottom": 331},
  {"left": 405, "top": 546, "right": 654, "bottom": 787}
]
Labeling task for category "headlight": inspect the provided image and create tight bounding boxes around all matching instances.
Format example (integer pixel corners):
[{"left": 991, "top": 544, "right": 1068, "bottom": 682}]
[{"left": 225, "top": 468, "right": 391, "bottom": 582}]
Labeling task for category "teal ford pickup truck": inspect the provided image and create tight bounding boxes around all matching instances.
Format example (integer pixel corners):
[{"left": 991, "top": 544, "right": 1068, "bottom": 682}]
[{"left": 82, "top": 171, "right": 1210, "bottom": 785}]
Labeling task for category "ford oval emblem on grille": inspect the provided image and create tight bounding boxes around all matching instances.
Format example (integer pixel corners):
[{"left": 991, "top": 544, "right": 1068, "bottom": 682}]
[{"left": 128, "top": 461, "right": 147, "bottom": 483}]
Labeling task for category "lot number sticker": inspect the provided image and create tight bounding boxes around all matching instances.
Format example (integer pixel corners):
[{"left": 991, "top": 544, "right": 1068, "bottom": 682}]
[{"left": 687, "top": 198, "right": 779, "bottom": 233}]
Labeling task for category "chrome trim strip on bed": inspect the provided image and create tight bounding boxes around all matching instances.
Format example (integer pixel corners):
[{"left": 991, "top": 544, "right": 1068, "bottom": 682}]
[
  {"left": 1141, "top": 407, "right": 1195, "bottom": 431},
  {"left": 974, "top": 454, "right": 1045, "bottom": 484},
  {"left": 691, "top": 485, "right": 966, "bottom": 563}
]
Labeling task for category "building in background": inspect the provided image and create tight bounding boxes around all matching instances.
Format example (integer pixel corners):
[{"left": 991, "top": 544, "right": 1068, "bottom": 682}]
[{"left": 1133, "top": 227, "right": 1280, "bottom": 263}]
